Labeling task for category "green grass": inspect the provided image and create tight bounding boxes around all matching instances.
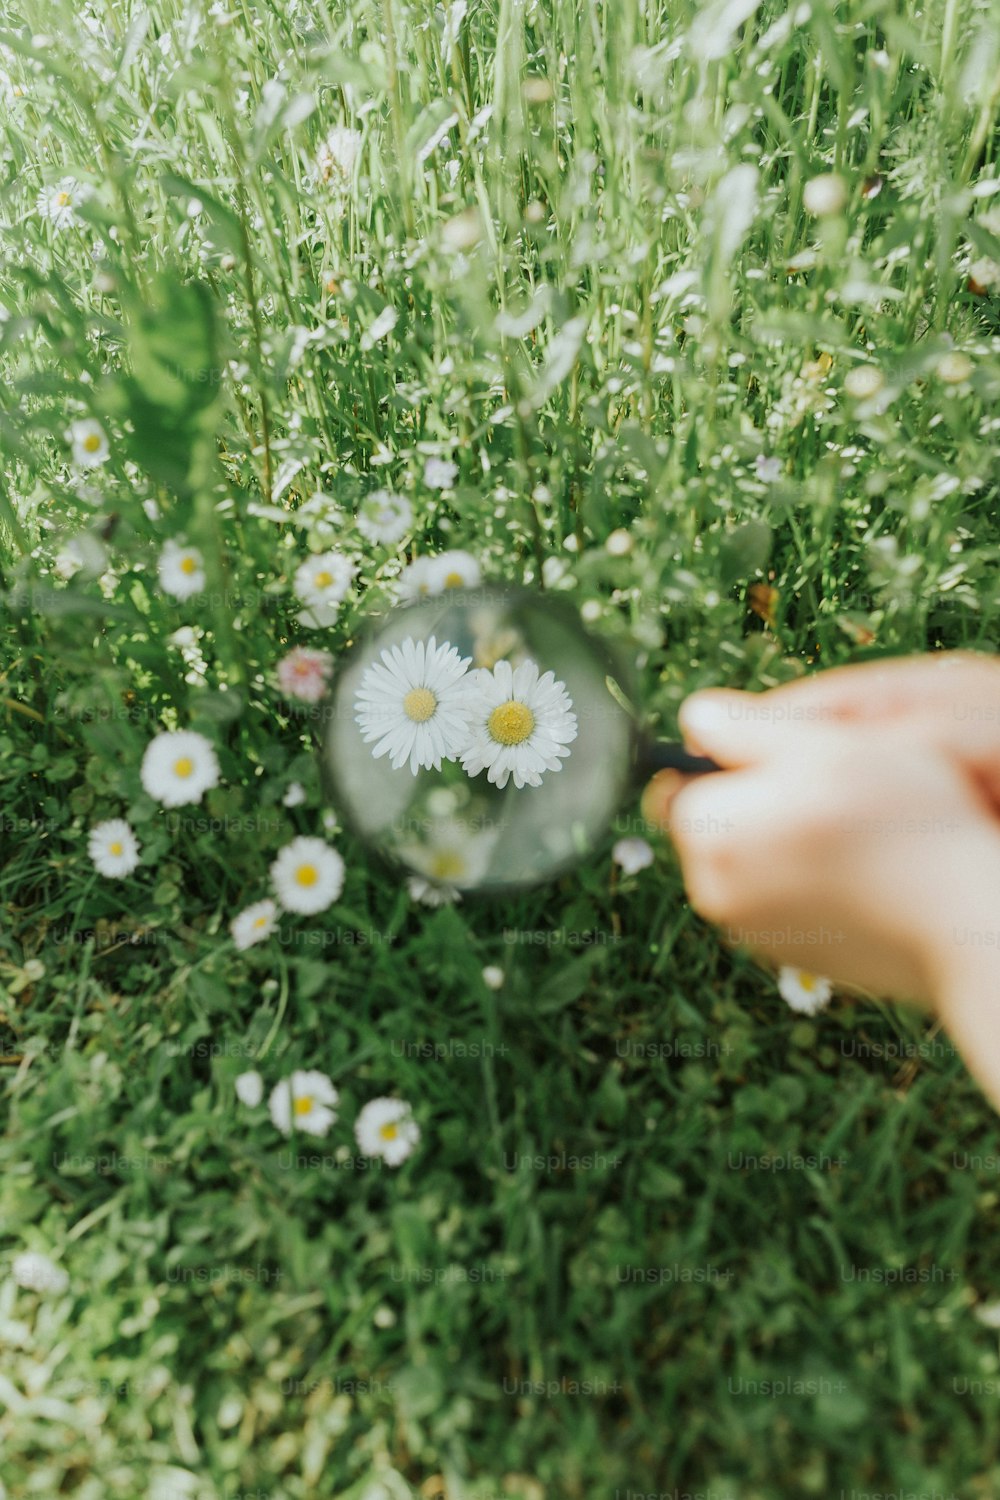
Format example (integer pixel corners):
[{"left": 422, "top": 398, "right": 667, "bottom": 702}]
[{"left": 2, "top": 0, "right": 1000, "bottom": 1495}]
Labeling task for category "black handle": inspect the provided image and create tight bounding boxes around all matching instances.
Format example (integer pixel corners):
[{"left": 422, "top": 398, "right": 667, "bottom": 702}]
[{"left": 643, "top": 740, "right": 722, "bottom": 777}]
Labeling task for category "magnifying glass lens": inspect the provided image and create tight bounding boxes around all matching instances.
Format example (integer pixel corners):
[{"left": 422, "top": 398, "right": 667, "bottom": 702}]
[{"left": 321, "top": 587, "right": 637, "bottom": 893}]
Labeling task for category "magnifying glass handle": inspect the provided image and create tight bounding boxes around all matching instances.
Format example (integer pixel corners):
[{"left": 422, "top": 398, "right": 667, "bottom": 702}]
[{"left": 644, "top": 740, "right": 722, "bottom": 776}]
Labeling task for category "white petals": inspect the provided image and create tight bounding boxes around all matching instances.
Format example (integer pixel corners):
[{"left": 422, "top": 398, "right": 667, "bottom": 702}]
[
  {"left": 230, "top": 899, "right": 278, "bottom": 950},
  {"left": 88, "top": 818, "right": 141, "bottom": 878},
  {"left": 270, "top": 836, "right": 345, "bottom": 914},
  {"left": 354, "top": 1097, "right": 420, "bottom": 1166},
  {"left": 269, "top": 1069, "right": 339, "bottom": 1137},
  {"left": 777, "top": 967, "right": 833, "bottom": 1015},
  {"left": 141, "top": 731, "right": 221, "bottom": 808}
]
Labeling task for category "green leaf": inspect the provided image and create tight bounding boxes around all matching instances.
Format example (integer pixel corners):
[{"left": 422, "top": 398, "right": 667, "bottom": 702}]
[{"left": 719, "top": 519, "right": 772, "bottom": 588}]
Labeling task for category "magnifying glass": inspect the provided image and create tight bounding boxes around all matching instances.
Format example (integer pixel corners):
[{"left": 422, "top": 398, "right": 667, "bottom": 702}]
[{"left": 318, "top": 584, "right": 721, "bottom": 894}]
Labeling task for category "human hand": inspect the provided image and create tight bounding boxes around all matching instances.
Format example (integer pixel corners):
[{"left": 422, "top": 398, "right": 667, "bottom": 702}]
[{"left": 641, "top": 651, "right": 1000, "bottom": 1109}]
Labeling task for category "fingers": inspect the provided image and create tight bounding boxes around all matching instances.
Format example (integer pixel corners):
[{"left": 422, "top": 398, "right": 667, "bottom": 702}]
[{"left": 676, "top": 651, "right": 1000, "bottom": 803}]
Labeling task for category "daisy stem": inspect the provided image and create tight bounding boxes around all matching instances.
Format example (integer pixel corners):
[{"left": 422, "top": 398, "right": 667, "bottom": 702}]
[{"left": 255, "top": 954, "right": 290, "bottom": 1061}]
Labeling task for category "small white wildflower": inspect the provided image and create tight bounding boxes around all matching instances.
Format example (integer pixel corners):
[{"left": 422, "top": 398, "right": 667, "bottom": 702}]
[
  {"left": 777, "top": 967, "right": 833, "bottom": 1015},
  {"left": 87, "top": 818, "right": 141, "bottom": 879},
  {"left": 67, "top": 418, "right": 109, "bottom": 468},
  {"left": 803, "top": 173, "right": 848, "bottom": 216},
  {"left": 12, "top": 1251, "right": 69, "bottom": 1294},
  {"left": 355, "top": 1097, "right": 421, "bottom": 1167},
  {"left": 269, "top": 1069, "right": 339, "bottom": 1137},
  {"left": 270, "top": 836, "right": 345, "bottom": 915},
  {"left": 158, "top": 540, "right": 206, "bottom": 600},
  {"left": 612, "top": 836, "right": 654, "bottom": 876},
  {"left": 140, "top": 730, "right": 221, "bottom": 808},
  {"left": 481, "top": 965, "right": 505, "bottom": 990},
  {"left": 357, "top": 490, "right": 413, "bottom": 547},
  {"left": 37, "top": 177, "right": 92, "bottom": 230},
  {"left": 230, "top": 899, "right": 278, "bottom": 951},
  {"left": 282, "top": 781, "right": 306, "bottom": 807},
  {"left": 423, "top": 457, "right": 459, "bottom": 489},
  {"left": 235, "top": 1070, "right": 264, "bottom": 1107}
]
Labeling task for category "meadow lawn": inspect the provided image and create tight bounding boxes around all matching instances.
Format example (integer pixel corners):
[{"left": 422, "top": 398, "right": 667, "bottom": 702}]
[{"left": 2, "top": 0, "right": 1000, "bottom": 1495}]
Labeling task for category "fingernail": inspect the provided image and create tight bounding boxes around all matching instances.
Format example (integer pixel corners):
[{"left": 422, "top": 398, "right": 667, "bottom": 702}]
[
  {"left": 641, "top": 769, "right": 685, "bottom": 826},
  {"left": 679, "top": 693, "right": 728, "bottom": 742}
]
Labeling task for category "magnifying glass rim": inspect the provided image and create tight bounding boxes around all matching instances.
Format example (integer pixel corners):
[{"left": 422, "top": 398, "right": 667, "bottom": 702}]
[{"left": 315, "top": 583, "right": 649, "bottom": 895}]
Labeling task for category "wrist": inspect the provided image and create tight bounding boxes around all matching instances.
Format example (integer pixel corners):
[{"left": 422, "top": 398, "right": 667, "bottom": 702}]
[{"left": 922, "top": 831, "right": 1000, "bottom": 1111}]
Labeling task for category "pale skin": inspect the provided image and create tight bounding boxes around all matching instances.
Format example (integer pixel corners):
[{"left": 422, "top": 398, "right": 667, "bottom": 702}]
[{"left": 641, "top": 651, "right": 1000, "bottom": 1112}]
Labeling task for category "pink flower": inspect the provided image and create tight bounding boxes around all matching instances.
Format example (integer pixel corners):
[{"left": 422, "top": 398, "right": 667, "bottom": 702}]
[{"left": 277, "top": 646, "right": 334, "bottom": 703}]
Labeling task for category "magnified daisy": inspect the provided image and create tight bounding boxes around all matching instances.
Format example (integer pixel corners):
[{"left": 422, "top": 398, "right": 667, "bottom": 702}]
[
  {"left": 395, "top": 813, "right": 499, "bottom": 896},
  {"left": 293, "top": 551, "right": 356, "bottom": 627},
  {"left": 432, "top": 550, "right": 481, "bottom": 591},
  {"left": 158, "top": 539, "right": 206, "bottom": 600},
  {"left": 460, "top": 658, "right": 577, "bottom": 789},
  {"left": 397, "top": 556, "right": 440, "bottom": 604},
  {"left": 355, "top": 635, "right": 474, "bottom": 775},
  {"left": 141, "top": 730, "right": 220, "bottom": 808}
]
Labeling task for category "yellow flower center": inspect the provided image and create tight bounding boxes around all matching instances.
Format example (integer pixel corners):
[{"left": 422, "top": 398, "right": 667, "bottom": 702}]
[
  {"left": 173, "top": 757, "right": 194, "bottom": 778},
  {"left": 108, "top": 841, "right": 123, "bottom": 856},
  {"left": 180, "top": 555, "right": 197, "bottom": 574},
  {"left": 798, "top": 973, "right": 817, "bottom": 992},
  {"left": 488, "top": 700, "right": 535, "bottom": 746},
  {"left": 443, "top": 571, "right": 464, "bottom": 588},
  {"left": 253, "top": 914, "right": 269, "bottom": 928},
  {"left": 379, "top": 1121, "right": 399, "bottom": 1141},
  {"left": 56, "top": 190, "right": 72, "bottom": 207},
  {"left": 403, "top": 687, "right": 437, "bottom": 723},
  {"left": 294, "top": 1095, "right": 314, "bottom": 1116},
  {"left": 295, "top": 863, "right": 318, "bottom": 887},
  {"left": 429, "top": 850, "right": 466, "bottom": 881},
  {"left": 83, "top": 433, "right": 102, "bottom": 452},
  {"left": 313, "top": 570, "right": 333, "bottom": 588}
]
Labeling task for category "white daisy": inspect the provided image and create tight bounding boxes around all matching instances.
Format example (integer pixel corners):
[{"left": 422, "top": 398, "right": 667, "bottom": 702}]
[
  {"left": 37, "top": 177, "right": 91, "bottom": 230},
  {"left": 315, "top": 125, "right": 362, "bottom": 187},
  {"left": 803, "top": 173, "right": 848, "bottom": 216},
  {"left": 459, "top": 658, "right": 578, "bottom": 789},
  {"left": 432, "top": 550, "right": 481, "bottom": 591},
  {"left": 282, "top": 781, "right": 306, "bottom": 807},
  {"left": 158, "top": 539, "right": 206, "bottom": 600},
  {"left": 482, "top": 965, "right": 505, "bottom": 990},
  {"left": 140, "top": 730, "right": 221, "bottom": 808},
  {"left": 293, "top": 551, "right": 356, "bottom": 627},
  {"left": 612, "top": 836, "right": 654, "bottom": 876},
  {"left": 67, "top": 417, "right": 109, "bottom": 467},
  {"left": 423, "top": 457, "right": 458, "bottom": 489},
  {"left": 357, "top": 490, "right": 413, "bottom": 546},
  {"left": 398, "top": 815, "right": 498, "bottom": 893},
  {"left": 777, "top": 967, "right": 834, "bottom": 1015},
  {"left": 269, "top": 1069, "right": 339, "bottom": 1137},
  {"left": 843, "top": 366, "right": 885, "bottom": 400},
  {"left": 407, "top": 874, "right": 461, "bottom": 906},
  {"left": 235, "top": 1070, "right": 264, "bottom": 1107},
  {"left": 397, "top": 556, "right": 441, "bottom": 604},
  {"left": 354, "top": 1097, "right": 420, "bottom": 1167},
  {"left": 87, "top": 818, "right": 141, "bottom": 879},
  {"left": 354, "top": 635, "right": 474, "bottom": 775},
  {"left": 397, "top": 550, "right": 481, "bottom": 603},
  {"left": 230, "top": 898, "right": 278, "bottom": 950},
  {"left": 12, "top": 1251, "right": 69, "bottom": 1294},
  {"left": 270, "top": 835, "right": 345, "bottom": 914}
]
